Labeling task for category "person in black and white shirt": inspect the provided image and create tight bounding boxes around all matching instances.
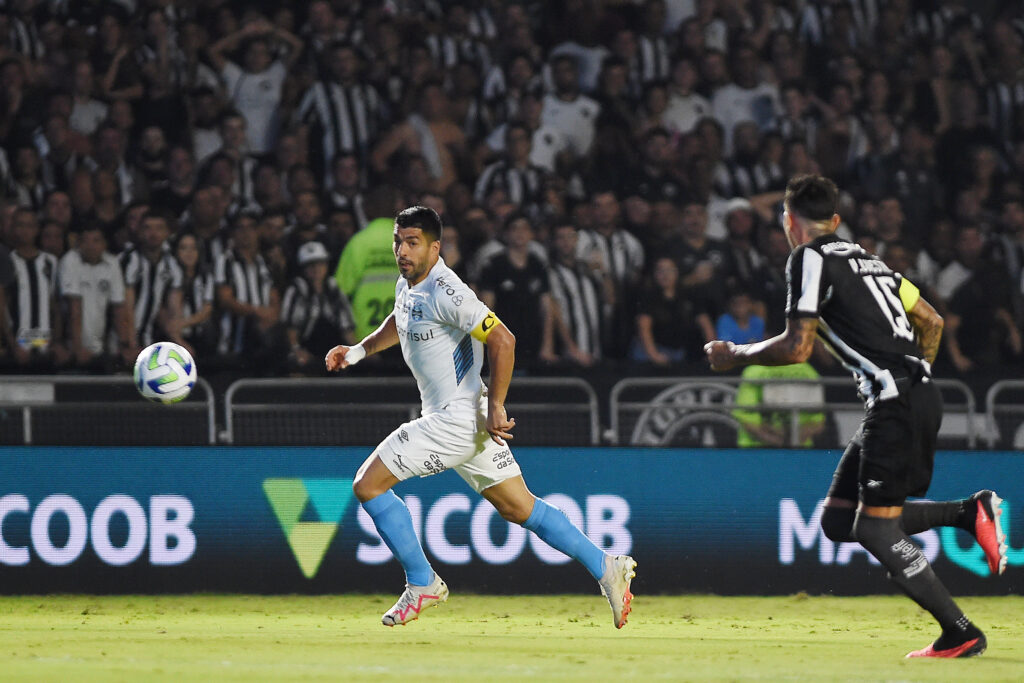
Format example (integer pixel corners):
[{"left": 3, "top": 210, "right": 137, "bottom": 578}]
[
  {"left": 281, "top": 241, "right": 355, "bottom": 372},
  {"left": 326, "top": 152, "right": 368, "bottom": 230},
  {"left": 167, "top": 232, "right": 216, "bottom": 358},
  {"left": 120, "top": 211, "right": 184, "bottom": 350},
  {"left": 474, "top": 123, "right": 549, "bottom": 220},
  {"left": 7, "top": 208, "right": 67, "bottom": 369},
  {"left": 215, "top": 212, "right": 280, "bottom": 358},
  {"left": 549, "top": 222, "right": 608, "bottom": 366},
  {"left": 294, "top": 41, "right": 383, "bottom": 183},
  {"left": 575, "top": 190, "right": 644, "bottom": 357}
]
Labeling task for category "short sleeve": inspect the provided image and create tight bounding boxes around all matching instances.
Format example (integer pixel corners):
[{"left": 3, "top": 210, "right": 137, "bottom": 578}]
[
  {"left": 434, "top": 275, "right": 490, "bottom": 335},
  {"left": 785, "top": 245, "right": 825, "bottom": 318},
  {"left": 59, "top": 253, "right": 80, "bottom": 297},
  {"left": 122, "top": 251, "right": 140, "bottom": 288}
]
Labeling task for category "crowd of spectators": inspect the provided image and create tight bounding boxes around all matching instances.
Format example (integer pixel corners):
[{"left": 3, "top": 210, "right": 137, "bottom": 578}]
[{"left": 0, "top": 0, "right": 1023, "bottom": 381}]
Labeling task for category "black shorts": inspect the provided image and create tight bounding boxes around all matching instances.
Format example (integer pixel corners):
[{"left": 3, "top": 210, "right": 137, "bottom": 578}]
[{"left": 826, "top": 379, "right": 943, "bottom": 507}]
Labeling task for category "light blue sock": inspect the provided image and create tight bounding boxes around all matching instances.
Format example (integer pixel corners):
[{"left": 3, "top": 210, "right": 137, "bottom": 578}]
[
  {"left": 522, "top": 498, "right": 606, "bottom": 580},
  {"left": 362, "top": 490, "right": 434, "bottom": 586}
]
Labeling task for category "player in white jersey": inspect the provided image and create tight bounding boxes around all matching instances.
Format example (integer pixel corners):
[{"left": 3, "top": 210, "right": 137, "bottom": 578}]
[{"left": 326, "top": 206, "right": 636, "bottom": 628}]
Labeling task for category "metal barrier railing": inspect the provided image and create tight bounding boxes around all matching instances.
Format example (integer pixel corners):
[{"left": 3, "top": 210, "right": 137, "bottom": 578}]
[
  {"left": 0, "top": 375, "right": 216, "bottom": 445},
  {"left": 609, "top": 376, "right": 978, "bottom": 448},
  {"left": 224, "top": 376, "right": 601, "bottom": 446},
  {"left": 984, "top": 380, "right": 1024, "bottom": 449}
]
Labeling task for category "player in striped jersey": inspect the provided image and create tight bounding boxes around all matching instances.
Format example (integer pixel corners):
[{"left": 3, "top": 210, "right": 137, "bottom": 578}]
[
  {"left": 120, "top": 211, "right": 183, "bottom": 350},
  {"left": 326, "top": 206, "right": 635, "bottom": 629},
  {"left": 706, "top": 175, "right": 1007, "bottom": 659}
]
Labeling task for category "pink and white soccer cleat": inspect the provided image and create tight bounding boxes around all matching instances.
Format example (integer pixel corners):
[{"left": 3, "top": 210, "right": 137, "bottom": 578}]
[{"left": 381, "top": 574, "right": 449, "bottom": 627}]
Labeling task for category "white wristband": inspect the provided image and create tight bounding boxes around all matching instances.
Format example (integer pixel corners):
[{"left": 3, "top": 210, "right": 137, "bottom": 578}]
[{"left": 346, "top": 344, "right": 367, "bottom": 365}]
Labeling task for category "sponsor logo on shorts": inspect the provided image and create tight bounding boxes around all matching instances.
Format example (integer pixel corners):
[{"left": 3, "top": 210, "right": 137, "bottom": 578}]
[
  {"left": 392, "top": 453, "right": 409, "bottom": 473},
  {"left": 399, "top": 430, "right": 409, "bottom": 443},
  {"left": 491, "top": 449, "right": 515, "bottom": 470},
  {"left": 422, "top": 453, "right": 447, "bottom": 475}
]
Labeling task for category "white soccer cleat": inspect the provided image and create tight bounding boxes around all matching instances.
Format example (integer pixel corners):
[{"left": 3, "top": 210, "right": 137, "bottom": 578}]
[
  {"left": 381, "top": 573, "right": 449, "bottom": 627},
  {"left": 598, "top": 554, "right": 637, "bottom": 629}
]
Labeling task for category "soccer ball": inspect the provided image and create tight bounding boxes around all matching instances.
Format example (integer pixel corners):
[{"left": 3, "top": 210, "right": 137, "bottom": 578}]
[{"left": 134, "top": 342, "right": 197, "bottom": 404}]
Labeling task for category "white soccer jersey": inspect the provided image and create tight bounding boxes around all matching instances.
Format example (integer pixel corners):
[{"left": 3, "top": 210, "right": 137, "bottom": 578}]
[{"left": 393, "top": 258, "right": 492, "bottom": 416}]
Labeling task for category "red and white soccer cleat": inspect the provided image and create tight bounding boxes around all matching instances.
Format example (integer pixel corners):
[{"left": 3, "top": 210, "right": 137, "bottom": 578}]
[
  {"left": 381, "top": 574, "right": 449, "bottom": 627},
  {"left": 598, "top": 555, "right": 637, "bottom": 629},
  {"left": 906, "top": 634, "right": 987, "bottom": 659},
  {"left": 969, "top": 490, "right": 1008, "bottom": 576}
]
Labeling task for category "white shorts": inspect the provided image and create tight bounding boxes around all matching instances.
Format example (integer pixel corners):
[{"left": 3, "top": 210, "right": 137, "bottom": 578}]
[{"left": 375, "top": 402, "right": 521, "bottom": 493}]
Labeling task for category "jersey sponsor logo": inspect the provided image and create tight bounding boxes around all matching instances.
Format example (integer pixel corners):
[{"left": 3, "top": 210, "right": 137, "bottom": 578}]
[
  {"left": 397, "top": 324, "right": 438, "bottom": 342},
  {"left": 451, "top": 295, "right": 463, "bottom": 306},
  {"left": 399, "top": 430, "right": 409, "bottom": 443},
  {"left": 435, "top": 276, "right": 458, "bottom": 298}
]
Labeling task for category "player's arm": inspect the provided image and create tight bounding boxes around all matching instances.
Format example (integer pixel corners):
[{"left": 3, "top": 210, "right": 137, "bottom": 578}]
[
  {"left": 473, "top": 311, "right": 517, "bottom": 445},
  {"left": 705, "top": 317, "right": 817, "bottom": 371},
  {"left": 903, "top": 281, "right": 943, "bottom": 364},
  {"left": 325, "top": 312, "right": 398, "bottom": 371}
]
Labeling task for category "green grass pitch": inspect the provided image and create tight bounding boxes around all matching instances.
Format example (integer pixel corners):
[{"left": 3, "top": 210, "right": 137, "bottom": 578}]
[{"left": 2, "top": 594, "right": 1022, "bottom": 681}]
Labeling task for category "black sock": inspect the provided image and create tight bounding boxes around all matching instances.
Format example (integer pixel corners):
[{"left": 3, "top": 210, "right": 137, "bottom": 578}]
[
  {"left": 900, "top": 500, "right": 967, "bottom": 535},
  {"left": 933, "top": 615, "right": 985, "bottom": 651},
  {"left": 853, "top": 514, "right": 974, "bottom": 636}
]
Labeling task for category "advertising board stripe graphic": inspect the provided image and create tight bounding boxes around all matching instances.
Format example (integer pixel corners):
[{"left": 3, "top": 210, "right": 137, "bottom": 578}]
[{"left": 262, "top": 478, "right": 354, "bottom": 578}]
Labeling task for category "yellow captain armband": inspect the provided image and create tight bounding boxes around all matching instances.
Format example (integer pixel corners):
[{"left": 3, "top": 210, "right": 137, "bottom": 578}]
[
  {"left": 898, "top": 277, "right": 920, "bottom": 312},
  {"left": 471, "top": 311, "right": 502, "bottom": 342}
]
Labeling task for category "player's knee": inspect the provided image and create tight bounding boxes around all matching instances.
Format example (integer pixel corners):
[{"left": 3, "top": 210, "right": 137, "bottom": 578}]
[
  {"left": 821, "top": 506, "right": 856, "bottom": 543},
  {"left": 352, "top": 473, "right": 381, "bottom": 503},
  {"left": 495, "top": 499, "right": 533, "bottom": 525},
  {"left": 851, "top": 512, "right": 897, "bottom": 551}
]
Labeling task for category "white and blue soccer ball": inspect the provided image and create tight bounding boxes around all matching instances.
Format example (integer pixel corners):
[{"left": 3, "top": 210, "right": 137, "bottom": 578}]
[{"left": 134, "top": 342, "right": 197, "bottom": 404}]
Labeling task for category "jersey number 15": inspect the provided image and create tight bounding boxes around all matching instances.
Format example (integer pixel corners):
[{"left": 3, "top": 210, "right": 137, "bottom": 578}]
[{"left": 863, "top": 275, "right": 914, "bottom": 341}]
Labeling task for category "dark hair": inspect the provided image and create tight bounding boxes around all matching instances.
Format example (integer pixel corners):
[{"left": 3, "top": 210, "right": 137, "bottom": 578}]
[
  {"left": 140, "top": 209, "right": 174, "bottom": 230},
  {"left": 785, "top": 174, "right": 838, "bottom": 222},
  {"left": 395, "top": 205, "right": 443, "bottom": 242}
]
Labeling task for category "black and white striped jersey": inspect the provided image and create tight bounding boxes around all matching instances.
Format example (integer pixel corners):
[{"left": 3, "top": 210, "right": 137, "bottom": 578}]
[
  {"left": 786, "top": 234, "right": 926, "bottom": 405},
  {"left": 181, "top": 269, "right": 215, "bottom": 343},
  {"left": 8, "top": 250, "right": 58, "bottom": 351},
  {"left": 214, "top": 249, "right": 275, "bottom": 354},
  {"left": 120, "top": 245, "right": 184, "bottom": 347},
  {"left": 280, "top": 275, "right": 355, "bottom": 342},
  {"left": 295, "top": 80, "right": 381, "bottom": 177},
  {"left": 549, "top": 261, "right": 603, "bottom": 360}
]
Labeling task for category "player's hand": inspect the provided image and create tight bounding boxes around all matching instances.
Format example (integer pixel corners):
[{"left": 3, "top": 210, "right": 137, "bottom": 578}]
[
  {"left": 704, "top": 340, "right": 738, "bottom": 371},
  {"left": 325, "top": 345, "right": 354, "bottom": 371},
  {"left": 486, "top": 403, "right": 516, "bottom": 446}
]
